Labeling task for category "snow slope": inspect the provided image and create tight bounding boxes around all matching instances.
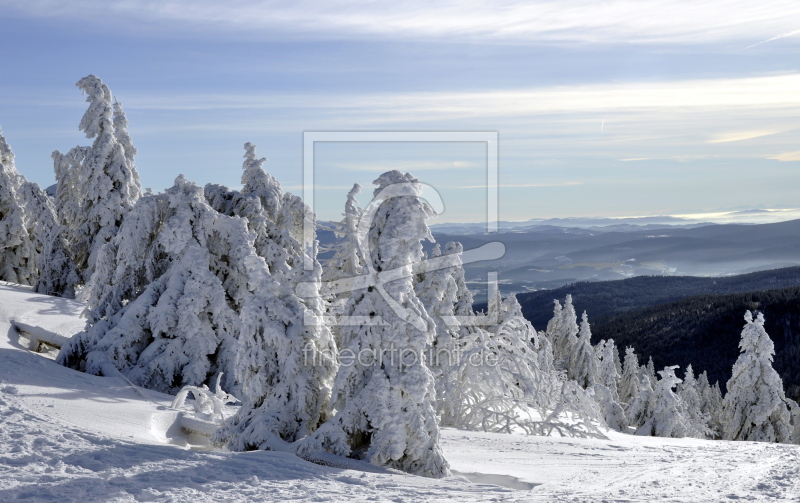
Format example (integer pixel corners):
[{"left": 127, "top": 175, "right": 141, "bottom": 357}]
[{"left": 1, "top": 283, "right": 799, "bottom": 502}]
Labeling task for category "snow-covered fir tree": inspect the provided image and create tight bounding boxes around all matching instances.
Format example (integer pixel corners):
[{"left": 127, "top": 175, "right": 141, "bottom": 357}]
[
  {"left": 58, "top": 177, "right": 241, "bottom": 392},
  {"left": 204, "top": 143, "right": 307, "bottom": 292},
  {"left": 414, "top": 242, "right": 461, "bottom": 421},
  {"left": 0, "top": 129, "right": 60, "bottom": 287},
  {"left": 568, "top": 311, "right": 598, "bottom": 388},
  {"left": 626, "top": 373, "right": 656, "bottom": 430},
  {"left": 678, "top": 365, "right": 711, "bottom": 438},
  {"left": 238, "top": 142, "right": 305, "bottom": 249},
  {"left": 619, "top": 346, "right": 641, "bottom": 406},
  {"left": 596, "top": 339, "right": 621, "bottom": 402},
  {"left": 722, "top": 311, "right": 792, "bottom": 443},
  {"left": 635, "top": 366, "right": 696, "bottom": 438},
  {"left": 34, "top": 226, "right": 80, "bottom": 299},
  {"left": 320, "top": 183, "right": 366, "bottom": 333},
  {"left": 296, "top": 171, "right": 449, "bottom": 478},
  {"left": 58, "top": 174, "right": 337, "bottom": 451},
  {"left": 697, "top": 371, "right": 724, "bottom": 438},
  {"left": 204, "top": 144, "right": 338, "bottom": 449},
  {"left": 678, "top": 364, "right": 713, "bottom": 438},
  {"left": 591, "top": 338, "right": 626, "bottom": 431},
  {"left": 645, "top": 356, "right": 657, "bottom": 387},
  {"left": 49, "top": 75, "right": 141, "bottom": 290},
  {"left": 536, "top": 326, "right": 556, "bottom": 375},
  {"left": 611, "top": 341, "right": 623, "bottom": 378},
  {"left": 547, "top": 295, "right": 579, "bottom": 370},
  {"left": 590, "top": 383, "right": 627, "bottom": 432}
]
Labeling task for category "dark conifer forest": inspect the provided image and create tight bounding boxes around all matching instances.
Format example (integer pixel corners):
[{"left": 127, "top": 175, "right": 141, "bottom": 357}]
[{"left": 510, "top": 268, "right": 800, "bottom": 401}]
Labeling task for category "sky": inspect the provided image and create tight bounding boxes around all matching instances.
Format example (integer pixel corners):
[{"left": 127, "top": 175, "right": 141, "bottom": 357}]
[{"left": 0, "top": 0, "right": 798, "bottom": 223}]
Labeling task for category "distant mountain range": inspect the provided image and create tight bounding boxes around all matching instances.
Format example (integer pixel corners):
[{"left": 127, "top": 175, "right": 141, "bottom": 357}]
[
  {"left": 431, "top": 218, "right": 800, "bottom": 301},
  {"left": 429, "top": 207, "right": 800, "bottom": 234},
  {"left": 429, "top": 215, "right": 710, "bottom": 234}
]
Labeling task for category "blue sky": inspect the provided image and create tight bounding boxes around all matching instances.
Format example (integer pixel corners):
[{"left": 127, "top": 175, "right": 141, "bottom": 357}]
[{"left": 0, "top": 1, "right": 798, "bottom": 223}]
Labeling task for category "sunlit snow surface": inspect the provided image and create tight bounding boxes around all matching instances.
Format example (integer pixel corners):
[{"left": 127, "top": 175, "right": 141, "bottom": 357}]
[{"left": 1, "top": 283, "right": 799, "bottom": 502}]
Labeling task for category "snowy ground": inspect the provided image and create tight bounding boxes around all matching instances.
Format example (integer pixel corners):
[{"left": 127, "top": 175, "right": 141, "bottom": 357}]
[{"left": 1, "top": 283, "right": 799, "bottom": 502}]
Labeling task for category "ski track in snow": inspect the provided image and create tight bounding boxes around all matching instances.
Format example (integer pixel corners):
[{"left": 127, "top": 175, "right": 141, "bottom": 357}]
[{"left": 1, "top": 283, "right": 799, "bottom": 502}]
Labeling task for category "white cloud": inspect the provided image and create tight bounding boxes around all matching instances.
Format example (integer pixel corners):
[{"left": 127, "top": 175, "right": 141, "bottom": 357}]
[
  {"left": 328, "top": 160, "right": 479, "bottom": 172},
  {"left": 4, "top": 0, "right": 800, "bottom": 45},
  {"left": 457, "top": 181, "right": 582, "bottom": 189},
  {"left": 768, "top": 150, "right": 800, "bottom": 161},
  {"left": 708, "top": 130, "right": 783, "bottom": 143},
  {"left": 123, "top": 74, "right": 800, "bottom": 120}
]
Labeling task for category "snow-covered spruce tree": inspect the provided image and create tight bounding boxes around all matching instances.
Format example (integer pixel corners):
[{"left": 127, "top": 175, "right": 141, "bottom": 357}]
[
  {"left": 50, "top": 75, "right": 141, "bottom": 288},
  {"left": 645, "top": 356, "right": 658, "bottom": 387},
  {"left": 238, "top": 142, "right": 305, "bottom": 249},
  {"left": 58, "top": 175, "right": 338, "bottom": 449},
  {"left": 611, "top": 341, "right": 623, "bottom": 377},
  {"left": 202, "top": 145, "right": 337, "bottom": 449},
  {"left": 590, "top": 383, "right": 627, "bottom": 432},
  {"left": 596, "top": 339, "right": 621, "bottom": 401},
  {"left": 34, "top": 226, "right": 80, "bottom": 299},
  {"left": 722, "top": 311, "right": 792, "bottom": 443},
  {"left": 499, "top": 294, "right": 524, "bottom": 325},
  {"left": 678, "top": 365, "right": 712, "bottom": 438},
  {"left": 536, "top": 329, "right": 556, "bottom": 374},
  {"left": 697, "top": 371, "right": 724, "bottom": 438},
  {"left": 546, "top": 295, "right": 579, "bottom": 370},
  {"left": 296, "top": 171, "right": 449, "bottom": 478},
  {"left": 626, "top": 373, "right": 656, "bottom": 430},
  {"left": 320, "top": 183, "right": 366, "bottom": 334},
  {"left": 204, "top": 144, "right": 308, "bottom": 292},
  {"left": 568, "top": 311, "right": 598, "bottom": 388},
  {"left": 0, "top": 129, "right": 60, "bottom": 286},
  {"left": 594, "top": 338, "right": 606, "bottom": 361},
  {"left": 414, "top": 242, "right": 459, "bottom": 361},
  {"left": 324, "top": 183, "right": 365, "bottom": 282},
  {"left": 619, "top": 346, "right": 641, "bottom": 406},
  {"left": 58, "top": 177, "right": 239, "bottom": 392},
  {"left": 636, "top": 366, "right": 700, "bottom": 438},
  {"left": 786, "top": 398, "right": 800, "bottom": 444},
  {"left": 591, "top": 339, "right": 626, "bottom": 431}
]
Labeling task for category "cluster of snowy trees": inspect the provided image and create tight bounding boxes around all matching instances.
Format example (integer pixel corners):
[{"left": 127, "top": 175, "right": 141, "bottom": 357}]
[
  {"left": 539, "top": 295, "right": 800, "bottom": 444},
  {"left": 1, "top": 75, "right": 799, "bottom": 478}
]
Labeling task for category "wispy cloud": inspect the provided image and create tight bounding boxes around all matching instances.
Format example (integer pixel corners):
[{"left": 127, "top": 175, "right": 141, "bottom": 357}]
[
  {"left": 708, "top": 130, "right": 782, "bottom": 143},
  {"left": 328, "top": 160, "right": 479, "bottom": 172},
  {"left": 457, "top": 181, "right": 583, "bottom": 189},
  {"left": 741, "top": 28, "right": 800, "bottom": 50},
  {"left": 123, "top": 74, "right": 800, "bottom": 120},
  {"left": 282, "top": 184, "right": 357, "bottom": 190},
  {"left": 767, "top": 150, "right": 800, "bottom": 162},
  {"left": 4, "top": 1, "right": 800, "bottom": 45}
]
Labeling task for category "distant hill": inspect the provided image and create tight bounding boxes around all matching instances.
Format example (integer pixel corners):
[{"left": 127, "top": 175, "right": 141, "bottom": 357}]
[
  {"left": 501, "top": 266, "right": 800, "bottom": 330},
  {"left": 435, "top": 219, "right": 800, "bottom": 298},
  {"left": 589, "top": 286, "right": 800, "bottom": 402}
]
